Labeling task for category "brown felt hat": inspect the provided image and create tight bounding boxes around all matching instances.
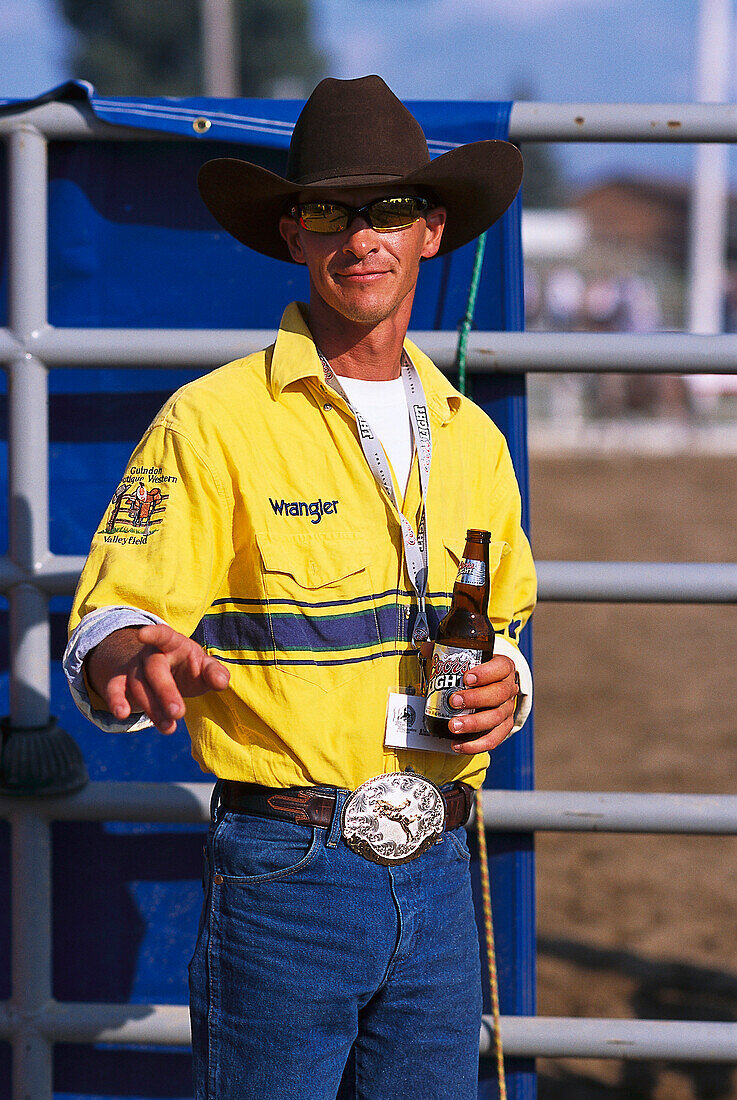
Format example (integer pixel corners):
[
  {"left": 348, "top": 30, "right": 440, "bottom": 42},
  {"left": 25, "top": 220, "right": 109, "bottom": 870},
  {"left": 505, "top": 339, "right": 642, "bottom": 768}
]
[{"left": 197, "top": 75, "right": 523, "bottom": 263}]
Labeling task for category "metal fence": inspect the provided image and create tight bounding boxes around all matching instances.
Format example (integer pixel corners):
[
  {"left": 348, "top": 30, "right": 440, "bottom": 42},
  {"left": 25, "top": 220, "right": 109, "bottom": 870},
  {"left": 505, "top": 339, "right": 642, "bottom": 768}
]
[{"left": 2, "top": 98, "right": 737, "bottom": 1097}]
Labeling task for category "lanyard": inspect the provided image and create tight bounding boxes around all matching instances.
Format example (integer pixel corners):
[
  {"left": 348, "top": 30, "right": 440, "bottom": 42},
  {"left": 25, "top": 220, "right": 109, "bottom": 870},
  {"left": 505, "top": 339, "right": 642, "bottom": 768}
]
[{"left": 317, "top": 348, "right": 432, "bottom": 648}]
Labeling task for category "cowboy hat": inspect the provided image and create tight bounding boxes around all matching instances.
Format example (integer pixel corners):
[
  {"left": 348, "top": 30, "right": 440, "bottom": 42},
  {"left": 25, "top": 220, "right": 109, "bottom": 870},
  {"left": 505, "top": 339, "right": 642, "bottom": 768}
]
[{"left": 197, "top": 75, "right": 523, "bottom": 263}]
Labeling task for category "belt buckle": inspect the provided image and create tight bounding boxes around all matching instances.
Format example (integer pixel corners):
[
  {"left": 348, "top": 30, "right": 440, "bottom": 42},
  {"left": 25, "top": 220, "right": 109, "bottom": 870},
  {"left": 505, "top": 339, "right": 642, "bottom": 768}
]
[{"left": 341, "top": 772, "right": 445, "bottom": 866}]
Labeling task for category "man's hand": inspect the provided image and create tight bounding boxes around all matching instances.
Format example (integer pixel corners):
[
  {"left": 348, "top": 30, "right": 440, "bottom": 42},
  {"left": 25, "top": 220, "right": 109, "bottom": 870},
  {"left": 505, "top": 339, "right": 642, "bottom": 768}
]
[
  {"left": 86, "top": 623, "right": 230, "bottom": 735},
  {"left": 421, "top": 645, "right": 519, "bottom": 755},
  {"left": 445, "top": 654, "right": 519, "bottom": 754}
]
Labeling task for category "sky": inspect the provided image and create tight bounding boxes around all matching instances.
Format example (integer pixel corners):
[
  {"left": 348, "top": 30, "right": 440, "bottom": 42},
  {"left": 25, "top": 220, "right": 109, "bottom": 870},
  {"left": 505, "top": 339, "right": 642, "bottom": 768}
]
[{"left": 0, "top": 0, "right": 730, "bottom": 187}]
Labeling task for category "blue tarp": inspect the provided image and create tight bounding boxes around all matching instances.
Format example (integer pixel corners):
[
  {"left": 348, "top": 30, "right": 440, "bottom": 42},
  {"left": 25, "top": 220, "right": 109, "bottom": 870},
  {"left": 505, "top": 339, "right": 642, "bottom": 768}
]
[{"left": 0, "top": 83, "right": 533, "bottom": 1100}]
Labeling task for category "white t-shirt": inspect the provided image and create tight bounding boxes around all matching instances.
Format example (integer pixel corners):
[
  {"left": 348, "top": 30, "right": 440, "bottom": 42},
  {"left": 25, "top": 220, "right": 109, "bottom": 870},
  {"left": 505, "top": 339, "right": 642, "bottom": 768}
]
[{"left": 338, "top": 374, "right": 413, "bottom": 494}]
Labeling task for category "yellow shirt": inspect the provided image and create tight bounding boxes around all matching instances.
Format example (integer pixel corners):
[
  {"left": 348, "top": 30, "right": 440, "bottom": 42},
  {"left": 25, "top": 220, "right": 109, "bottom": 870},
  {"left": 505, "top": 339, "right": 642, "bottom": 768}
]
[{"left": 69, "top": 303, "right": 536, "bottom": 791}]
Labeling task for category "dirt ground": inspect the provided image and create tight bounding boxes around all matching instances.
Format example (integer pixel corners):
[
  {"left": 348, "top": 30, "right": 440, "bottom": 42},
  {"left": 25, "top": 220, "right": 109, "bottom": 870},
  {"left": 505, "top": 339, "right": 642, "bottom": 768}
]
[{"left": 529, "top": 453, "right": 737, "bottom": 1100}]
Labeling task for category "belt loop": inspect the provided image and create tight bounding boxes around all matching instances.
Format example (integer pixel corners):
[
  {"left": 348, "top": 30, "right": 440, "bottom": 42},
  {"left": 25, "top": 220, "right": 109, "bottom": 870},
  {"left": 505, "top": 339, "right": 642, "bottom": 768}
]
[
  {"left": 326, "top": 788, "right": 348, "bottom": 848},
  {"left": 210, "top": 778, "right": 224, "bottom": 823}
]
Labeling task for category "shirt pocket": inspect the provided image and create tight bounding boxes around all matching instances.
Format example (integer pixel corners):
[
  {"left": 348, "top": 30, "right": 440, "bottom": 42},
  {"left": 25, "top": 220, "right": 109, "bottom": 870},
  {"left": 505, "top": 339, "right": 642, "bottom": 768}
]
[{"left": 256, "top": 531, "right": 382, "bottom": 689}]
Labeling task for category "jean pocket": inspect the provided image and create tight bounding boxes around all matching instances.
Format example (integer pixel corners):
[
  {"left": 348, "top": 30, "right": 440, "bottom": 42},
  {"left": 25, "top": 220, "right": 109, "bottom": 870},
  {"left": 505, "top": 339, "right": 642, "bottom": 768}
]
[
  {"left": 212, "top": 811, "right": 322, "bottom": 883},
  {"left": 445, "top": 826, "right": 472, "bottom": 863}
]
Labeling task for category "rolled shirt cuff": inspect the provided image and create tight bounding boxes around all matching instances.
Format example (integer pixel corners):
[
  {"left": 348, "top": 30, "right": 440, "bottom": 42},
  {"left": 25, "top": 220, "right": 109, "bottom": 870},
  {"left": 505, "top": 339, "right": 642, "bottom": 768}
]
[
  {"left": 63, "top": 606, "right": 167, "bottom": 732},
  {"left": 493, "top": 635, "right": 533, "bottom": 733}
]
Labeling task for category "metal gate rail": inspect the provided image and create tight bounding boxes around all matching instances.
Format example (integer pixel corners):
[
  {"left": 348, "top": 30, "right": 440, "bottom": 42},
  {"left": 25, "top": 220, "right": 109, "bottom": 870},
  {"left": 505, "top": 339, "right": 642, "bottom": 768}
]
[
  {"left": 2, "top": 98, "right": 737, "bottom": 1096},
  {"left": 2, "top": 784, "right": 737, "bottom": 1063}
]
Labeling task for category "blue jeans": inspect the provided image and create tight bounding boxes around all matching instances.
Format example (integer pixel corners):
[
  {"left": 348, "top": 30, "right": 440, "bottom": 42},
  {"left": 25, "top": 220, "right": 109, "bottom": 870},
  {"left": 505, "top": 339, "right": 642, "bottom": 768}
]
[{"left": 189, "top": 784, "right": 482, "bottom": 1100}]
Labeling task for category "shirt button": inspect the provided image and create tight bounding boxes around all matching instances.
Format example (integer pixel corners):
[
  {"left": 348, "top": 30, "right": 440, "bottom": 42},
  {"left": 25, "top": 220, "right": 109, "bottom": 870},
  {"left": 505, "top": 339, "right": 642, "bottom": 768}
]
[{"left": 404, "top": 607, "right": 411, "bottom": 619}]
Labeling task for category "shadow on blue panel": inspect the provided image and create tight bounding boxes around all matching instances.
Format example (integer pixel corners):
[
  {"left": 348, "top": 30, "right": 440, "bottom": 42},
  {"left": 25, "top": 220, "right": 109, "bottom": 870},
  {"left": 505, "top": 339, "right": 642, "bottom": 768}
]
[
  {"left": 52, "top": 823, "right": 203, "bottom": 1005},
  {"left": 0, "top": 1043, "right": 9, "bottom": 1100},
  {"left": 55, "top": 1046, "right": 193, "bottom": 1100},
  {"left": 0, "top": 823, "right": 9, "bottom": 1001}
]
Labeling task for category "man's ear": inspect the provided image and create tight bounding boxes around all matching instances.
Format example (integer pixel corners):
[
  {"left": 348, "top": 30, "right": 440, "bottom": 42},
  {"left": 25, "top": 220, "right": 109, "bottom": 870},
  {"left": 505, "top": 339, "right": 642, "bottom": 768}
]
[
  {"left": 421, "top": 206, "right": 447, "bottom": 260},
  {"left": 279, "top": 215, "right": 307, "bottom": 264}
]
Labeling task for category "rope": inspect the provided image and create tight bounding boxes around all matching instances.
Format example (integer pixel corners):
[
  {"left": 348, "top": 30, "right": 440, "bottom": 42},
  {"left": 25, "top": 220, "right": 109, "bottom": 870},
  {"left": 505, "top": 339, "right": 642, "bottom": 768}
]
[
  {"left": 456, "top": 233, "right": 506, "bottom": 1097},
  {"left": 455, "top": 230, "right": 488, "bottom": 400},
  {"left": 475, "top": 789, "right": 506, "bottom": 1099}
]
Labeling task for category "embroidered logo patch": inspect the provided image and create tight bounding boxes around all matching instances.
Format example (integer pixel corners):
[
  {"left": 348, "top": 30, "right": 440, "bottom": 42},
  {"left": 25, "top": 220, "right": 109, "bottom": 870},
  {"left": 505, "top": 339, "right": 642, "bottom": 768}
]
[
  {"left": 269, "top": 497, "right": 338, "bottom": 524},
  {"left": 98, "top": 466, "right": 177, "bottom": 545}
]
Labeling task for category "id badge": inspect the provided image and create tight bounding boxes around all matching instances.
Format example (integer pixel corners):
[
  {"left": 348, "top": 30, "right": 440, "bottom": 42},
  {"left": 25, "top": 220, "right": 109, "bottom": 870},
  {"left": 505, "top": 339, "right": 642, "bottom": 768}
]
[{"left": 384, "top": 691, "right": 456, "bottom": 755}]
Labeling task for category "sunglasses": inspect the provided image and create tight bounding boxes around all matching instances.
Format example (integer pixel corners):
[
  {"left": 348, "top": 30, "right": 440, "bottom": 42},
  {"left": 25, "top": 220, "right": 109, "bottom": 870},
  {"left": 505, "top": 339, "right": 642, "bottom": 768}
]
[{"left": 292, "top": 196, "right": 431, "bottom": 234}]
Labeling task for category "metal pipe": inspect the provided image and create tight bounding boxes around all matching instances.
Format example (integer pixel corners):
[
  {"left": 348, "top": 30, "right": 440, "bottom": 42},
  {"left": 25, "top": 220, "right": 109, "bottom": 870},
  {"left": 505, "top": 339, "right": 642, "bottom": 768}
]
[
  {"left": 687, "top": 0, "right": 732, "bottom": 336},
  {"left": 416, "top": 330, "right": 737, "bottom": 374},
  {"left": 32, "top": 554, "right": 87, "bottom": 595},
  {"left": 9, "top": 584, "right": 50, "bottom": 727},
  {"left": 200, "top": 0, "right": 240, "bottom": 98},
  {"left": 0, "top": 330, "right": 23, "bottom": 359},
  {"left": 486, "top": 1015, "right": 737, "bottom": 1061},
  {"left": 479, "top": 790, "right": 737, "bottom": 834},
  {"left": 508, "top": 102, "right": 737, "bottom": 142},
  {"left": 7, "top": 126, "right": 51, "bottom": 730},
  {"left": 537, "top": 560, "right": 737, "bottom": 603},
  {"left": 10, "top": 810, "right": 53, "bottom": 1098},
  {"left": 0, "top": 781, "right": 214, "bottom": 823},
  {"left": 27, "top": 327, "right": 737, "bottom": 374},
  {"left": 32, "top": 325, "right": 276, "bottom": 366},
  {"left": 3, "top": 100, "right": 737, "bottom": 143},
  {"left": 3, "top": 784, "right": 737, "bottom": 837},
  {"left": 40, "top": 1001, "right": 191, "bottom": 1046}
]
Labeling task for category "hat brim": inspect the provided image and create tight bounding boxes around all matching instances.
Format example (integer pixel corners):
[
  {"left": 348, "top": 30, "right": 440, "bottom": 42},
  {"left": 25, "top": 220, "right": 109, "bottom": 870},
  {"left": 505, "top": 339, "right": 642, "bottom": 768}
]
[{"left": 197, "top": 140, "right": 522, "bottom": 263}]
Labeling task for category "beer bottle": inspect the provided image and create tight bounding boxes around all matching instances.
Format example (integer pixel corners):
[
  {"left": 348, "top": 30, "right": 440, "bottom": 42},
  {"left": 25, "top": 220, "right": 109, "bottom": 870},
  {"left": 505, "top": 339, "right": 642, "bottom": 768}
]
[{"left": 424, "top": 529, "right": 495, "bottom": 740}]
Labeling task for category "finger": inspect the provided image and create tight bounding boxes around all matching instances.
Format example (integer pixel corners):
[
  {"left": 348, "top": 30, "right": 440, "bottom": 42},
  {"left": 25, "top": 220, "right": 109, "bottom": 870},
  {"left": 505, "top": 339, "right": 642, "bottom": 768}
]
[
  {"left": 137, "top": 622, "right": 187, "bottom": 655},
  {"left": 129, "top": 675, "right": 180, "bottom": 735},
  {"left": 446, "top": 696, "right": 518, "bottom": 741},
  {"left": 104, "top": 675, "right": 134, "bottom": 721},
  {"left": 451, "top": 714, "right": 516, "bottom": 755},
  {"left": 141, "top": 650, "right": 187, "bottom": 724},
  {"left": 103, "top": 663, "right": 175, "bottom": 733},
  {"left": 201, "top": 656, "right": 230, "bottom": 692},
  {"left": 462, "top": 654, "right": 515, "bottom": 688},
  {"left": 176, "top": 648, "right": 230, "bottom": 697},
  {"left": 448, "top": 672, "right": 518, "bottom": 714}
]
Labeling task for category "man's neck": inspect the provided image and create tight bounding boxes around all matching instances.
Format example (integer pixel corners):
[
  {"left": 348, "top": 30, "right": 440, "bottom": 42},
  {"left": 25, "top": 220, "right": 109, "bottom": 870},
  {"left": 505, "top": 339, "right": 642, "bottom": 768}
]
[{"left": 306, "top": 301, "right": 410, "bottom": 381}]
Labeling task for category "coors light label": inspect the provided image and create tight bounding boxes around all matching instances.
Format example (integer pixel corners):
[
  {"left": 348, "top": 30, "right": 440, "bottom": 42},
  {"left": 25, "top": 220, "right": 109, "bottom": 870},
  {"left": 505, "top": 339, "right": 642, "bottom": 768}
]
[
  {"left": 456, "top": 557, "right": 486, "bottom": 587},
  {"left": 423, "top": 643, "right": 482, "bottom": 721}
]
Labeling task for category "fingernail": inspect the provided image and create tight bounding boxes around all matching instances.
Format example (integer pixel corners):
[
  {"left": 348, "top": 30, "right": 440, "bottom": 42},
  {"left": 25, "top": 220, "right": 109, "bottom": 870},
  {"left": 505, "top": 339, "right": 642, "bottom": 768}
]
[
  {"left": 450, "top": 718, "right": 463, "bottom": 732},
  {"left": 465, "top": 672, "right": 477, "bottom": 686},
  {"left": 450, "top": 693, "right": 463, "bottom": 708},
  {"left": 168, "top": 703, "right": 181, "bottom": 717},
  {"left": 452, "top": 743, "right": 462, "bottom": 753}
]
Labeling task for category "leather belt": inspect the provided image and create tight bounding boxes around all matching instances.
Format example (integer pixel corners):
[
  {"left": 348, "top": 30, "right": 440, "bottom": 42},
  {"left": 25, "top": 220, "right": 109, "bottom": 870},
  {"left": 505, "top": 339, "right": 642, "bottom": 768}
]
[{"left": 220, "top": 779, "right": 473, "bottom": 832}]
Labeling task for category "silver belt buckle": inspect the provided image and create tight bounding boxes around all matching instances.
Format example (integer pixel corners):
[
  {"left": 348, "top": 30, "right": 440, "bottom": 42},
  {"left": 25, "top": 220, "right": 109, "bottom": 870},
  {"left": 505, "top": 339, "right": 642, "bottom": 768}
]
[{"left": 341, "top": 772, "right": 445, "bottom": 866}]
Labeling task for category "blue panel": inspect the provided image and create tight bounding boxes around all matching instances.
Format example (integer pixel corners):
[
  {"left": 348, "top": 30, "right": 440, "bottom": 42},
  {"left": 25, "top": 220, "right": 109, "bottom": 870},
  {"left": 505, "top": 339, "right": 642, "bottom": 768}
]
[{"left": 0, "top": 91, "right": 534, "bottom": 1099}]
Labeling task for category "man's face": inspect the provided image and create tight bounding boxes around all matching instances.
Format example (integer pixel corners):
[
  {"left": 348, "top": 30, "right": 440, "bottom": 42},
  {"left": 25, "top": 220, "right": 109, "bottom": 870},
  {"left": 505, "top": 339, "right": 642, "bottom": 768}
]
[{"left": 278, "top": 188, "right": 446, "bottom": 329}]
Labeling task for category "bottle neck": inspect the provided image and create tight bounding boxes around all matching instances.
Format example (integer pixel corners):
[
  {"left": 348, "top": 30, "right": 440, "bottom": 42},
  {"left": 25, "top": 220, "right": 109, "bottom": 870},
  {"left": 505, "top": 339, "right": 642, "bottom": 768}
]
[{"left": 452, "top": 539, "right": 490, "bottom": 614}]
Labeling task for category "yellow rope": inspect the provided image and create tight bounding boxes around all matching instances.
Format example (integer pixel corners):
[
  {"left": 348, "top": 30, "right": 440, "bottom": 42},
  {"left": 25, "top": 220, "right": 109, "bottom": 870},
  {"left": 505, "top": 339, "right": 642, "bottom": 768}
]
[{"left": 475, "top": 786, "right": 506, "bottom": 1100}]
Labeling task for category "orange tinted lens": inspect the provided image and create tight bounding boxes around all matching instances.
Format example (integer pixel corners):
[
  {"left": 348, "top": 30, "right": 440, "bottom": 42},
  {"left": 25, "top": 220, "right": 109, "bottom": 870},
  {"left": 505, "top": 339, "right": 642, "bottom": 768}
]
[
  {"left": 368, "top": 197, "right": 426, "bottom": 230},
  {"left": 298, "top": 203, "right": 349, "bottom": 233}
]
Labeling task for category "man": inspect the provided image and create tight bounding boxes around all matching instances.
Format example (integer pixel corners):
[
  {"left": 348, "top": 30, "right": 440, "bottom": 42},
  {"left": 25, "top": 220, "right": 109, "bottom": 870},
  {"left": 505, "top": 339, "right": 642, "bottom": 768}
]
[{"left": 64, "top": 76, "right": 536, "bottom": 1100}]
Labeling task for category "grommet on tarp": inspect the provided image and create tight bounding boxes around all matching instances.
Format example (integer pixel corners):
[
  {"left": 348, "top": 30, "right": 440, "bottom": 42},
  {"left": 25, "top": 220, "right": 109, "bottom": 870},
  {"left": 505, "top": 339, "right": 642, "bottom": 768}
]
[{"left": 0, "top": 717, "right": 88, "bottom": 796}]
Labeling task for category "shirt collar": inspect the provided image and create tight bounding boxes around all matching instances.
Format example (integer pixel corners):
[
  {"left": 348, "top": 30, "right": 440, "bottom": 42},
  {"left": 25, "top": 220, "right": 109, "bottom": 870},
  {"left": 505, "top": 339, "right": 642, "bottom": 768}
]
[{"left": 268, "top": 301, "right": 462, "bottom": 425}]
